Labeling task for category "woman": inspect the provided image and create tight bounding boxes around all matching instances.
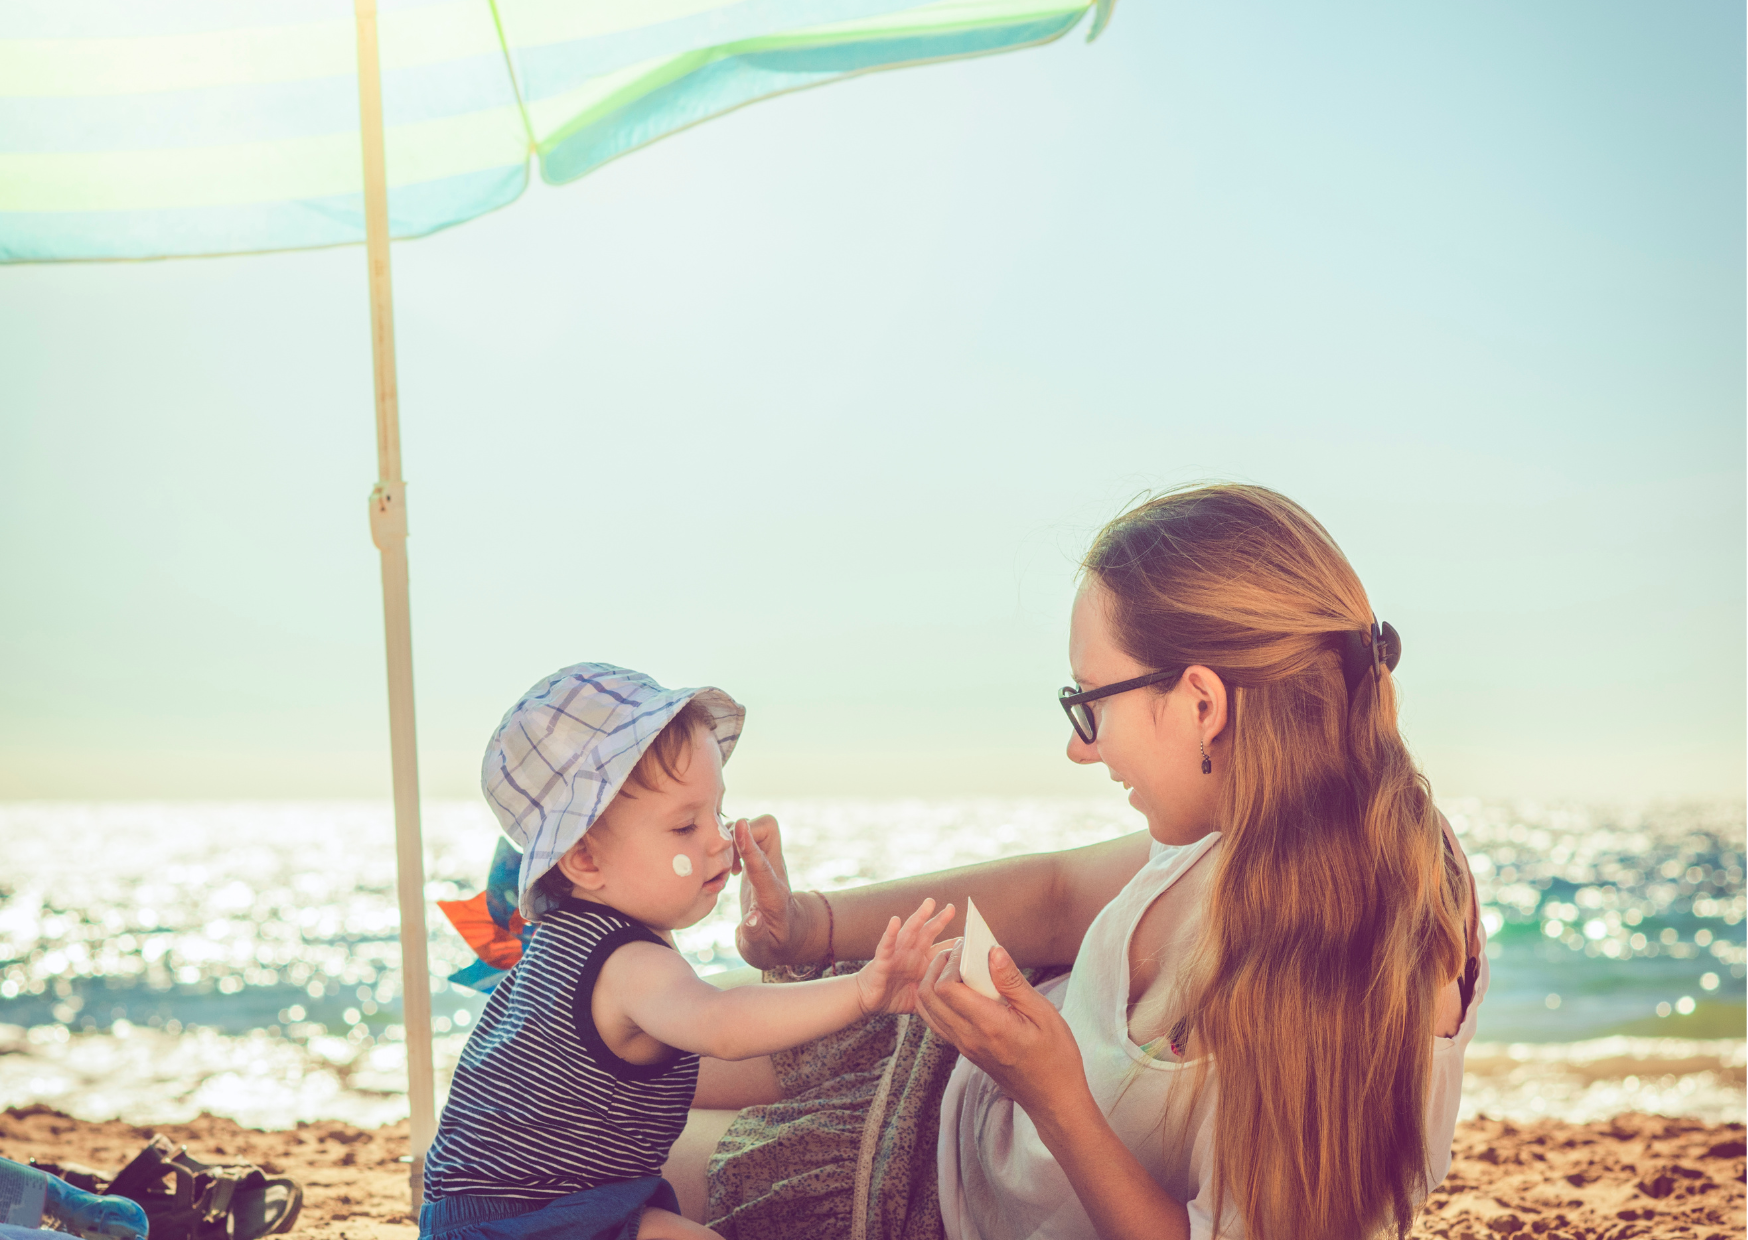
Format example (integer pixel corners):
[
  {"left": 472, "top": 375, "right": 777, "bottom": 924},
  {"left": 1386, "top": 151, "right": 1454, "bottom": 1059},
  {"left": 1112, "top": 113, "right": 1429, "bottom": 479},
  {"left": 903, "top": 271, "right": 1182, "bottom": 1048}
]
[{"left": 675, "top": 484, "right": 1484, "bottom": 1240}]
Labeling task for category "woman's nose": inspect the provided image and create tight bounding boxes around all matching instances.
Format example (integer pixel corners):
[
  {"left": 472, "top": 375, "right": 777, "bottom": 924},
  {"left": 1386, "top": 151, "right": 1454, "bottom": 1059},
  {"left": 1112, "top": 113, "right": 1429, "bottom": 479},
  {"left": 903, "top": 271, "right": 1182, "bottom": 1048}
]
[{"left": 1065, "top": 732, "right": 1100, "bottom": 765}]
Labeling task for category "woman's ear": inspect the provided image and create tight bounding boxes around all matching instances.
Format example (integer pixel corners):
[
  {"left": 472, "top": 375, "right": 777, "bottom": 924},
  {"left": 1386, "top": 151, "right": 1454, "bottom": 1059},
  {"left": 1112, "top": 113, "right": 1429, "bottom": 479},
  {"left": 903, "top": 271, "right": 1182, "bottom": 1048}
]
[
  {"left": 1180, "top": 665, "right": 1229, "bottom": 745},
  {"left": 556, "top": 836, "right": 607, "bottom": 892}
]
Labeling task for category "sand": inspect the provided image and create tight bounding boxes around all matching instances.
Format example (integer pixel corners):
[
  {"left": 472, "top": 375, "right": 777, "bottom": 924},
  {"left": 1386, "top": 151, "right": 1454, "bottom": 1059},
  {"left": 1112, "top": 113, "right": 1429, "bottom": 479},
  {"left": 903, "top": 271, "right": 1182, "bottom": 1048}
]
[
  {"left": 1418, "top": 1114, "right": 1744, "bottom": 1240},
  {"left": 2, "top": 1106, "right": 1741, "bottom": 1239},
  {"left": 0, "top": 1107, "right": 416, "bottom": 1240}
]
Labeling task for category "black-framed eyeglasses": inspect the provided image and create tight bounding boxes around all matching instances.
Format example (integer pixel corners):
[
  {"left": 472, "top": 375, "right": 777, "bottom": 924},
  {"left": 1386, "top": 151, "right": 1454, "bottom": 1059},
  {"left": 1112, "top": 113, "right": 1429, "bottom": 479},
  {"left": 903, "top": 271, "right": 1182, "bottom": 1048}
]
[{"left": 1058, "top": 669, "right": 1183, "bottom": 744}]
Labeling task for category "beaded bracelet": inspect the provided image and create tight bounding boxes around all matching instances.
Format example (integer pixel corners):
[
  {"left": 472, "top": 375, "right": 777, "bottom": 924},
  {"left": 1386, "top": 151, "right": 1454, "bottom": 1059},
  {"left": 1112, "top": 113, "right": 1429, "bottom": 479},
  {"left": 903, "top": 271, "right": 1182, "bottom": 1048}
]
[{"left": 816, "top": 890, "right": 836, "bottom": 971}]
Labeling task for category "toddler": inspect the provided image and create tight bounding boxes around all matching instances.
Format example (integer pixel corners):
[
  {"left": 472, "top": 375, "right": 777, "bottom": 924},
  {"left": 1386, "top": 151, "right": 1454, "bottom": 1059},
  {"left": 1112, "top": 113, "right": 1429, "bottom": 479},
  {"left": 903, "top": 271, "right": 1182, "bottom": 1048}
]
[{"left": 420, "top": 663, "right": 950, "bottom": 1240}]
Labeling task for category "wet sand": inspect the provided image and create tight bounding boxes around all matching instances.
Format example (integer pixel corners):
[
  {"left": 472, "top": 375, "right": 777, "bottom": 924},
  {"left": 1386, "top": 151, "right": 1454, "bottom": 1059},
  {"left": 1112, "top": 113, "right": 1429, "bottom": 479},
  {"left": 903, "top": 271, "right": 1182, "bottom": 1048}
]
[{"left": 2, "top": 1106, "right": 1741, "bottom": 1239}]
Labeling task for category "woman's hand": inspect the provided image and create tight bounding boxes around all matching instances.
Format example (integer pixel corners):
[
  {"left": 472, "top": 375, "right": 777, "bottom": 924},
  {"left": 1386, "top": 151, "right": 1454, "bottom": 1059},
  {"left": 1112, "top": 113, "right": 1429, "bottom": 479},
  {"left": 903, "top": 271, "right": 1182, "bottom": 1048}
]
[
  {"left": 733, "top": 816, "right": 825, "bottom": 969},
  {"left": 852, "top": 899, "right": 957, "bottom": 1016},
  {"left": 915, "top": 940, "right": 1092, "bottom": 1118}
]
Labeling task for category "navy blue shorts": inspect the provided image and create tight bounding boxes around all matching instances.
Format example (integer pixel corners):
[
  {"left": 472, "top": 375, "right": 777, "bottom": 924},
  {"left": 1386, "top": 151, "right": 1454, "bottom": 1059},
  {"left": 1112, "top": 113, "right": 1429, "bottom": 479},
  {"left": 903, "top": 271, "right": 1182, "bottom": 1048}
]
[{"left": 418, "top": 1179, "right": 681, "bottom": 1240}]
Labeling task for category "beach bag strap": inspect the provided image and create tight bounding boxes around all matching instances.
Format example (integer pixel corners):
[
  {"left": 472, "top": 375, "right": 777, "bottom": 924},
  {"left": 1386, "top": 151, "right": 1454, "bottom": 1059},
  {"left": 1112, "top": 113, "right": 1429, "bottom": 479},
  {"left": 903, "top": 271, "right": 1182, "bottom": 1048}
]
[{"left": 851, "top": 1013, "right": 910, "bottom": 1240}]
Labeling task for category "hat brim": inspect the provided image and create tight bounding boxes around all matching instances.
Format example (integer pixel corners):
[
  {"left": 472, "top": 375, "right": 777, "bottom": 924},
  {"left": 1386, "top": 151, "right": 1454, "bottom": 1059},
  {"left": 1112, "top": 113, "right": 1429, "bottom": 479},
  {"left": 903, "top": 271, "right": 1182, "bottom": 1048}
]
[{"left": 513, "top": 683, "right": 744, "bottom": 921}]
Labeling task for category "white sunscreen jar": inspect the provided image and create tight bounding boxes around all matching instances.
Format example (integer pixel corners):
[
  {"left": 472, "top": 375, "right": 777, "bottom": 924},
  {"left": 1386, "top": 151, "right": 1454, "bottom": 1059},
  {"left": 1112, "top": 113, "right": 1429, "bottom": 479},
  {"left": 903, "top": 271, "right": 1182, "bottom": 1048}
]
[{"left": 961, "top": 898, "right": 1003, "bottom": 1000}]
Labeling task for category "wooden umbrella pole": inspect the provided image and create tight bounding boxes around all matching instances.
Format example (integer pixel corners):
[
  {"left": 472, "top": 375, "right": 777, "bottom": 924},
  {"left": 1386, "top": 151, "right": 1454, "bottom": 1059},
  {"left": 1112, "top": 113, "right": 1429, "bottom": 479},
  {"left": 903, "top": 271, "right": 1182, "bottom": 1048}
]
[{"left": 354, "top": 0, "right": 438, "bottom": 1202}]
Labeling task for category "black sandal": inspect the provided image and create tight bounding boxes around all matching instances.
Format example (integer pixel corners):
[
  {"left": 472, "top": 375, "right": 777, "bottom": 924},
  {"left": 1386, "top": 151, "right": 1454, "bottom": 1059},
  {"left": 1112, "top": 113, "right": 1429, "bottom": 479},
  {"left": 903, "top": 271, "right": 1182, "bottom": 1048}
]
[
  {"left": 164, "top": 1144, "right": 302, "bottom": 1240},
  {"left": 45, "top": 1136, "right": 303, "bottom": 1240}
]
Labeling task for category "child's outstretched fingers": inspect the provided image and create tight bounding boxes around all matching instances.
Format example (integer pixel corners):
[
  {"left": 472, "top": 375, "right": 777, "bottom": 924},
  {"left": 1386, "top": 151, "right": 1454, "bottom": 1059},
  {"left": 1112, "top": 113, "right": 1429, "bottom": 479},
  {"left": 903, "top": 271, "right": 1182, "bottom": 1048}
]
[
  {"left": 853, "top": 898, "right": 963, "bottom": 1016},
  {"left": 885, "top": 899, "right": 959, "bottom": 1015},
  {"left": 923, "top": 901, "right": 956, "bottom": 946},
  {"left": 897, "top": 897, "right": 937, "bottom": 949},
  {"left": 877, "top": 914, "right": 902, "bottom": 958},
  {"left": 854, "top": 917, "right": 903, "bottom": 1016},
  {"left": 898, "top": 899, "right": 953, "bottom": 967}
]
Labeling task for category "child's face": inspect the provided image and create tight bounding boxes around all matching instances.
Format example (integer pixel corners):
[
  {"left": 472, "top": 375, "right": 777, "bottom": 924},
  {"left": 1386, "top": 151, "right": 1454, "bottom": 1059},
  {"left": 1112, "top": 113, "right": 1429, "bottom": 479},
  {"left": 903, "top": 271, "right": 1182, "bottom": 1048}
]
[{"left": 559, "top": 727, "right": 733, "bottom": 931}]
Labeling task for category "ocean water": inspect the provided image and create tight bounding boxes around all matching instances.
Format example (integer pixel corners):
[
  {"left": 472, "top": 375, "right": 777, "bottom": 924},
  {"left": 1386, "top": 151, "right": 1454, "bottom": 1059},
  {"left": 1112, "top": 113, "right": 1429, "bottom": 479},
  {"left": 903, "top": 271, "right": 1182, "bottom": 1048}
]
[{"left": 0, "top": 798, "right": 1741, "bottom": 1130}]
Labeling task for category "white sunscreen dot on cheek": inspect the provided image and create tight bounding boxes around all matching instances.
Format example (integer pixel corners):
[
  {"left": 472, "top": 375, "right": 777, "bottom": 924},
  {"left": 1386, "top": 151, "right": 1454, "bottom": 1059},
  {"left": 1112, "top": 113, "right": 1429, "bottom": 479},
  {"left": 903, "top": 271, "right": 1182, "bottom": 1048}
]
[{"left": 672, "top": 853, "right": 694, "bottom": 877}]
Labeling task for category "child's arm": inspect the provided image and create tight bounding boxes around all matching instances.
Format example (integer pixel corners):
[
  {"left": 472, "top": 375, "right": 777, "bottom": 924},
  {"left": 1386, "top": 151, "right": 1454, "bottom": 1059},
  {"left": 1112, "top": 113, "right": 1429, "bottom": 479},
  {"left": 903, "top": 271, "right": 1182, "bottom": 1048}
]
[{"left": 598, "top": 899, "right": 953, "bottom": 1062}]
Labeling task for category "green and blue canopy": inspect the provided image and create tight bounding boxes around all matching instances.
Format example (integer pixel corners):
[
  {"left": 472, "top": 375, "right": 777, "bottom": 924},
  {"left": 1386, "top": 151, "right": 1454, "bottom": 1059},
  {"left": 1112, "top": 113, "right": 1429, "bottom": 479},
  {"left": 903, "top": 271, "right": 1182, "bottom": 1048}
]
[{"left": 3, "top": 0, "right": 1111, "bottom": 262}]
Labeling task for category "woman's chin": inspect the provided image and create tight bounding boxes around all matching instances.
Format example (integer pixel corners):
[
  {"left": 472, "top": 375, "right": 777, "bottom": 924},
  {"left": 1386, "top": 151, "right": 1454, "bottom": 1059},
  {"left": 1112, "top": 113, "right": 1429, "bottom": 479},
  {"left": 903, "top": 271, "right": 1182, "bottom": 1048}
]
[
  {"left": 1127, "top": 793, "right": 1170, "bottom": 840},
  {"left": 1130, "top": 789, "right": 1170, "bottom": 835}
]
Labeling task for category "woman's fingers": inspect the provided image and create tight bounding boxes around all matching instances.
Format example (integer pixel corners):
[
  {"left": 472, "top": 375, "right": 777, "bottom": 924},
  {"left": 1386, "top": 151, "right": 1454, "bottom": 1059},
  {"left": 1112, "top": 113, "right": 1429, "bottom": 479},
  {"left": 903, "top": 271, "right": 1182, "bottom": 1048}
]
[
  {"left": 736, "top": 820, "right": 786, "bottom": 920},
  {"left": 918, "top": 944, "right": 977, "bottom": 1030},
  {"left": 913, "top": 965, "right": 949, "bottom": 1037},
  {"left": 728, "top": 817, "right": 746, "bottom": 875},
  {"left": 920, "top": 944, "right": 1086, "bottom": 1114},
  {"left": 987, "top": 946, "right": 1042, "bottom": 1008},
  {"left": 918, "top": 947, "right": 1012, "bottom": 1056},
  {"left": 744, "top": 814, "right": 788, "bottom": 886},
  {"left": 920, "top": 944, "right": 1032, "bottom": 1044},
  {"left": 734, "top": 820, "right": 799, "bottom": 965},
  {"left": 938, "top": 938, "right": 966, "bottom": 988},
  {"left": 735, "top": 819, "right": 776, "bottom": 888},
  {"left": 915, "top": 948, "right": 963, "bottom": 1042}
]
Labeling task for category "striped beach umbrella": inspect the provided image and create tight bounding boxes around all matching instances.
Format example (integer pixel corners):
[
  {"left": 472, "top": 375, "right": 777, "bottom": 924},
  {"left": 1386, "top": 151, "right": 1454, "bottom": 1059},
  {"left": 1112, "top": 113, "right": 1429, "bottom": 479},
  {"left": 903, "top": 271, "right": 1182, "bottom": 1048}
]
[{"left": 1, "top": 0, "right": 1114, "bottom": 1185}]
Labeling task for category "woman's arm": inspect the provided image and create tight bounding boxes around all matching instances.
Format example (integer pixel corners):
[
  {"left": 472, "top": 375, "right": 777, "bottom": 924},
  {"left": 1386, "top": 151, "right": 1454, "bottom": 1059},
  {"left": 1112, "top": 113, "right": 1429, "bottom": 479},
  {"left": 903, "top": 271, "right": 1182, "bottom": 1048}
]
[
  {"left": 915, "top": 943, "right": 1191, "bottom": 1240},
  {"left": 733, "top": 817, "right": 1152, "bottom": 969},
  {"left": 1032, "top": 1094, "right": 1193, "bottom": 1240}
]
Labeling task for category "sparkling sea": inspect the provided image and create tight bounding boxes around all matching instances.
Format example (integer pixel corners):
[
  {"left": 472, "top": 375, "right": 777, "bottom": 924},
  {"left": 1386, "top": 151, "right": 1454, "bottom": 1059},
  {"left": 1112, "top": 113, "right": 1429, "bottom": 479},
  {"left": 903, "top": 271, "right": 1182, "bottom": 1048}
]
[{"left": 0, "top": 799, "right": 1741, "bottom": 1130}]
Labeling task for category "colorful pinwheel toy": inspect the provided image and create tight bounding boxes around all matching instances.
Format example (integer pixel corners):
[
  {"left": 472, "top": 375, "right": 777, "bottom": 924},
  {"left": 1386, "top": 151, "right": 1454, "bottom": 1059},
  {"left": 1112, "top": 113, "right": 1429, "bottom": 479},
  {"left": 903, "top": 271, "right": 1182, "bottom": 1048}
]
[{"left": 437, "top": 839, "right": 534, "bottom": 994}]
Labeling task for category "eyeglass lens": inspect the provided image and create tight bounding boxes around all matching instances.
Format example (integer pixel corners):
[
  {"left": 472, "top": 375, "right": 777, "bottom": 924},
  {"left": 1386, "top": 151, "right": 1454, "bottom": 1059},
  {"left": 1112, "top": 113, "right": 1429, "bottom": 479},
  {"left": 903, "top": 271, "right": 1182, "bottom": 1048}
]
[{"left": 1060, "top": 687, "right": 1097, "bottom": 743}]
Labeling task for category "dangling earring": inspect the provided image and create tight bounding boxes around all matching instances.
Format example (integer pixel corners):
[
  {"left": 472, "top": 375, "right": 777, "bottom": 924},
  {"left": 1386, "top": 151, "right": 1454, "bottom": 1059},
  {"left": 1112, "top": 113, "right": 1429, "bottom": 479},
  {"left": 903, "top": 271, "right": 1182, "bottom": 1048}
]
[{"left": 1200, "top": 739, "right": 1212, "bottom": 775}]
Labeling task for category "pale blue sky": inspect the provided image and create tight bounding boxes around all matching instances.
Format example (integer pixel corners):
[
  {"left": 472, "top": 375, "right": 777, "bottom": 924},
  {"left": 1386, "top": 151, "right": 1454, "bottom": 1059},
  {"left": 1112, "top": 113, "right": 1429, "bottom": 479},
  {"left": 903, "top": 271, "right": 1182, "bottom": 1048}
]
[{"left": 2, "top": 0, "right": 1742, "bottom": 803}]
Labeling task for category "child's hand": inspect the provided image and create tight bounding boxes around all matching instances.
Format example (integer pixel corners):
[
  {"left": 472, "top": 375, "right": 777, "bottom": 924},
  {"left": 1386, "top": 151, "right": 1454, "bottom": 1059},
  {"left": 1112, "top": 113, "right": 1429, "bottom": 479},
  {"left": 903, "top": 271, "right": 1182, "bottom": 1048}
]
[{"left": 854, "top": 898, "right": 957, "bottom": 1017}]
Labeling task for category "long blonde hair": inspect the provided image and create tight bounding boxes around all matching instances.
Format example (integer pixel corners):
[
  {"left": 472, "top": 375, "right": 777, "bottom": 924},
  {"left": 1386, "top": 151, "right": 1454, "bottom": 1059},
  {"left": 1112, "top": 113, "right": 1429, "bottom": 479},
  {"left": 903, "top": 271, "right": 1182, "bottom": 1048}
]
[{"left": 1084, "top": 484, "right": 1468, "bottom": 1240}]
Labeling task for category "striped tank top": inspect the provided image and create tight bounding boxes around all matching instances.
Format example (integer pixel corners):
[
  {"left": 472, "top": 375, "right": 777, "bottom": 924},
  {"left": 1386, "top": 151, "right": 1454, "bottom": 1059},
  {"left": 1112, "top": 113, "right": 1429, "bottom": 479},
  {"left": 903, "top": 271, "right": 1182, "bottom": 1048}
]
[{"left": 423, "top": 899, "right": 700, "bottom": 1200}]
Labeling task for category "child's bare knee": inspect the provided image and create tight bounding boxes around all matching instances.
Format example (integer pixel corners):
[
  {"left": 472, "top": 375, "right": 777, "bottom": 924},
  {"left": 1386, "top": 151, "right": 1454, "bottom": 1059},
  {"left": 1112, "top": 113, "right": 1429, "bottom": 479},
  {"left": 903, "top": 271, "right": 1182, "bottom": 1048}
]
[{"left": 636, "top": 1205, "right": 722, "bottom": 1239}]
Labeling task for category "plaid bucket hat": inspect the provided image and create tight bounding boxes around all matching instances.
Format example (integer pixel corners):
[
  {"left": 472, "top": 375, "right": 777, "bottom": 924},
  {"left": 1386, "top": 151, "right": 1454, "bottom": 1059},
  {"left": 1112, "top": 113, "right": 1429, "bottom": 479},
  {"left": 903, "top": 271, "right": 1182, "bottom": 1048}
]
[{"left": 481, "top": 662, "right": 744, "bottom": 919}]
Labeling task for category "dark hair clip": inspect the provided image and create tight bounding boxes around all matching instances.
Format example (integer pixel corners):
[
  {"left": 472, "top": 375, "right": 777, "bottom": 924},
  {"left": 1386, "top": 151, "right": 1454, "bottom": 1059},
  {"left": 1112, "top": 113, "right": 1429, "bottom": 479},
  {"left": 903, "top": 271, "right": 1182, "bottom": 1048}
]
[{"left": 1340, "top": 619, "right": 1402, "bottom": 696}]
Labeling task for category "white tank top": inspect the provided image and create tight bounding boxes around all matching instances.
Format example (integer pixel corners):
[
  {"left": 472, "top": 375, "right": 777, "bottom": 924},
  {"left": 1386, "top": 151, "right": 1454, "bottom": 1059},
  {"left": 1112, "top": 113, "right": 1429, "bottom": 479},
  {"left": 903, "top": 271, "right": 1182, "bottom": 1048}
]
[{"left": 936, "top": 832, "right": 1488, "bottom": 1240}]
